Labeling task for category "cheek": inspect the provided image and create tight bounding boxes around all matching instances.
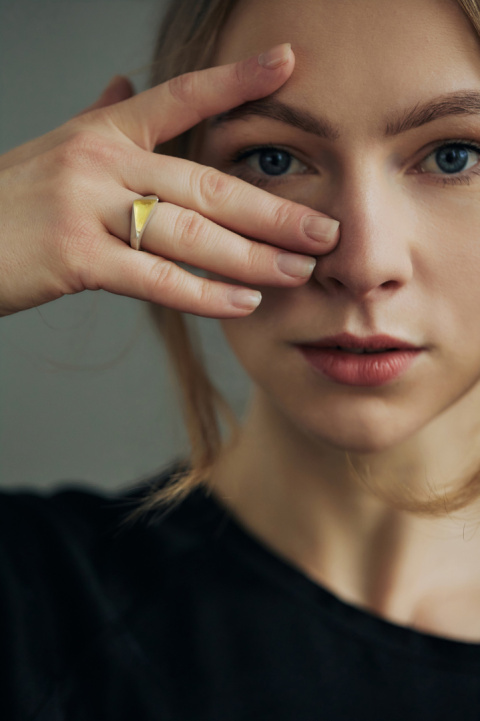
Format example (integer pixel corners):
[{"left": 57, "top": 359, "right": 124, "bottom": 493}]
[
  {"left": 215, "top": 187, "right": 480, "bottom": 374},
  {"left": 219, "top": 285, "right": 294, "bottom": 371},
  {"left": 217, "top": 241, "right": 480, "bottom": 454},
  {"left": 419, "top": 196, "right": 480, "bottom": 348}
]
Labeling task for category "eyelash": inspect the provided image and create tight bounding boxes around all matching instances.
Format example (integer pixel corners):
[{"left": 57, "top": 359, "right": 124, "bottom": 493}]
[{"left": 229, "top": 139, "right": 480, "bottom": 188}]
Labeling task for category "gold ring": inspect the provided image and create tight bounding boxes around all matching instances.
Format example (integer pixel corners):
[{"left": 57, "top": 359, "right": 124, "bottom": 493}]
[{"left": 130, "top": 195, "right": 159, "bottom": 251}]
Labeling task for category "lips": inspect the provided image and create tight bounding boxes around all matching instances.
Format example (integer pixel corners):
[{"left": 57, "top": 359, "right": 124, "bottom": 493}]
[
  {"left": 294, "top": 333, "right": 424, "bottom": 386},
  {"left": 298, "top": 332, "right": 420, "bottom": 352}
]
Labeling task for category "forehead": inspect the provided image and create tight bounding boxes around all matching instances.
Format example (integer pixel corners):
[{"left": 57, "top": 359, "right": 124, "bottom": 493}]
[{"left": 214, "top": 0, "right": 480, "bottom": 137}]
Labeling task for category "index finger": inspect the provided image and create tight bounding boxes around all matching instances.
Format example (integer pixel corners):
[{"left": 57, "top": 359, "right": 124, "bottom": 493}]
[{"left": 105, "top": 44, "right": 295, "bottom": 150}]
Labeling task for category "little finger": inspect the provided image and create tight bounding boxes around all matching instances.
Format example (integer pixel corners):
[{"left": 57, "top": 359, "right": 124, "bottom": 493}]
[{"left": 80, "top": 233, "right": 263, "bottom": 318}]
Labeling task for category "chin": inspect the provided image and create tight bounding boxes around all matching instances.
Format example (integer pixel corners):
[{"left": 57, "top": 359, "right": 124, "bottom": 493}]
[
  {"left": 322, "top": 431, "right": 409, "bottom": 455},
  {"left": 294, "top": 403, "right": 427, "bottom": 456}
]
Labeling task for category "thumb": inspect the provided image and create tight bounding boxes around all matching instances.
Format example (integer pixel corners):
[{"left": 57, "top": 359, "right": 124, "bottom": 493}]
[{"left": 75, "top": 75, "right": 134, "bottom": 117}]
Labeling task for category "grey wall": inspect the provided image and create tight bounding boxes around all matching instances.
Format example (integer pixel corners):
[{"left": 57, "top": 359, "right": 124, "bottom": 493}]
[{"left": 0, "top": 0, "right": 250, "bottom": 493}]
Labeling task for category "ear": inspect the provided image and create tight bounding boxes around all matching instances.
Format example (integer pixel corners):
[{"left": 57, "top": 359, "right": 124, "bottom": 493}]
[{"left": 75, "top": 75, "right": 135, "bottom": 116}]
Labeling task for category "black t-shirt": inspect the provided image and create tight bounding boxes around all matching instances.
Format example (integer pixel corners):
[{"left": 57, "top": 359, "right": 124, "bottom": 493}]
[{"left": 2, "top": 463, "right": 480, "bottom": 721}]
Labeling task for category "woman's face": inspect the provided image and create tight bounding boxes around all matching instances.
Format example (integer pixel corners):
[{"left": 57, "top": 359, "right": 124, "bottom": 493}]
[{"left": 197, "top": 0, "right": 480, "bottom": 454}]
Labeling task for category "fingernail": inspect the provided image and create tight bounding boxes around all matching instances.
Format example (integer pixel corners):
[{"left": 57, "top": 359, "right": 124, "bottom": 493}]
[
  {"left": 258, "top": 43, "right": 292, "bottom": 69},
  {"left": 229, "top": 289, "right": 262, "bottom": 310},
  {"left": 277, "top": 253, "right": 316, "bottom": 278},
  {"left": 303, "top": 216, "right": 340, "bottom": 243}
]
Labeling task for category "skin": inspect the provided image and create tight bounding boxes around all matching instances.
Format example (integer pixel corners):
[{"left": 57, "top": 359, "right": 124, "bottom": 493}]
[
  {"left": 0, "top": 49, "right": 339, "bottom": 318},
  {"left": 198, "top": 0, "right": 480, "bottom": 640}
]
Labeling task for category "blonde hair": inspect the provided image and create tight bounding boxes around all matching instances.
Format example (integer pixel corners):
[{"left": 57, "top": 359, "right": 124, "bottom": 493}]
[{"left": 131, "top": 0, "right": 480, "bottom": 520}]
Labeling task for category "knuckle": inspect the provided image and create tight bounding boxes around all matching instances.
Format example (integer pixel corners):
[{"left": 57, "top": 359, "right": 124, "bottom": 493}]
[
  {"left": 51, "top": 217, "right": 103, "bottom": 294},
  {"left": 233, "top": 59, "right": 249, "bottom": 93},
  {"left": 46, "top": 172, "right": 92, "bottom": 240},
  {"left": 174, "top": 209, "right": 206, "bottom": 249},
  {"left": 197, "top": 168, "right": 233, "bottom": 210},
  {"left": 244, "top": 239, "right": 263, "bottom": 270},
  {"left": 167, "top": 71, "right": 198, "bottom": 106},
  {"left": 147, "top": 258, "right": 177, "bottom": 297},
  {"left": 49, "top": 170, "right": 87, "bottom": 211},
  {"left": 271, "top": 200, "right": 294, "bottom": 230},
  {"left": 196, "top": 279, "right": 215, "bottom": 309},
  {"left": 55, "top": 130, "right": 120, "bottom": 173},
  {"left": 55, "top": 130, "right": 99, "bottom": 168},
  {"left": 37, "top": 157, "right": 109, "bottom": 290},
  {"left": 57, "top": 214, "right": 99, "bottom": 275}
]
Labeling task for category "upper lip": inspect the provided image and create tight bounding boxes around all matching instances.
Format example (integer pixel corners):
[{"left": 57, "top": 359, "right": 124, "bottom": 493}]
[{"left": 297, "top": 333, "right": 421, "bottom": 350}]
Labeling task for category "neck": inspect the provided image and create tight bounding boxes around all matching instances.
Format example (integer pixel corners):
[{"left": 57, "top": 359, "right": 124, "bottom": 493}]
[{"left": 209, "top": 388, "right": 480, "bottom": 640}]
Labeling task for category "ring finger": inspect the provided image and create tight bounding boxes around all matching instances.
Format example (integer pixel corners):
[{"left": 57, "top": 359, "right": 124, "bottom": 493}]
[{"left": 107, "top": 191, "right": 318, "bottom": 286}]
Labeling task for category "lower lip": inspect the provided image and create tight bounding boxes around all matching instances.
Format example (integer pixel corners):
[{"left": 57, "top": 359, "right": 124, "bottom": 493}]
[{"left": 296, "top": 347, "right": 423, "bottom": 386}]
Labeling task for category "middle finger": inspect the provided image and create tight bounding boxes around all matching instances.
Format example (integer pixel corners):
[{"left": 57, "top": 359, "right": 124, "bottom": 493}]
[
  {"left": 119, "top": 151, "right": 340, "bottom": 253},
  {"left": 107, "top": 191, "right": 319, "bottom": 286}
]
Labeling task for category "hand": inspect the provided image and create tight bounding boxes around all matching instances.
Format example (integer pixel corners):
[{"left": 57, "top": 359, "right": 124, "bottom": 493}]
[{"left": 0, "top": 44, "right": 340, "bottom": 319}]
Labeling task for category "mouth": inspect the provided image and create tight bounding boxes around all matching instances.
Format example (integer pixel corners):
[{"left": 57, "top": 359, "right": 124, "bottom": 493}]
[
  {"left": 294, "top": 333, "right": 425, "bottom": 386},
  {"left": 297, "top": 332, "right": 421, "bottom": 352},
  {"left": 321, "top": 347, "right": 398, "bottom": 354}
]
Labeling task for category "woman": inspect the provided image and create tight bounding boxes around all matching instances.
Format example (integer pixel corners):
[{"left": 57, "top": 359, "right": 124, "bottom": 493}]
[{"left": 2, "top": 0, "right": 480, "bottom": 717}]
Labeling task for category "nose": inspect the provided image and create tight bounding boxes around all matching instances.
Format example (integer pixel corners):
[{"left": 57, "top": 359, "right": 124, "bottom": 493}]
[{"left": 313, "top": 167, "right": 414, "bottom": 300}]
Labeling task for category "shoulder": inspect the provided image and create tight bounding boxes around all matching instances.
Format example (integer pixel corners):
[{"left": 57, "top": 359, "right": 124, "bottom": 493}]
[
  {"left": 0, "top": 461, "right": 209, "bottom": 604},
  {"left": 0, "top": 461, "right": 191, "bottom": 553},
  {"left": 0, "top": 461, "right": 206, "bottom": 719}
]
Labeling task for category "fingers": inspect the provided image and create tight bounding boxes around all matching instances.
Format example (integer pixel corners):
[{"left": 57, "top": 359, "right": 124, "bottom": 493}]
[
  {"left": 105, "top": 195, "right": 318, "bottom": 289},
  {"left": 80, "top": 234, "right": 263, "bottom": 318},
  {"left": 105, "top": 43, "right": 295, "bottom": 150},
  {"left": 122, "top": 152, "right": 340, "bottom": 254}
]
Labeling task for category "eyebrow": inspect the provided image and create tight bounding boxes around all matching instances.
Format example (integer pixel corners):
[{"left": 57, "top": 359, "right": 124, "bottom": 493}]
[{"left": 211, "top": 90, "right": 480, "bottom": 140}]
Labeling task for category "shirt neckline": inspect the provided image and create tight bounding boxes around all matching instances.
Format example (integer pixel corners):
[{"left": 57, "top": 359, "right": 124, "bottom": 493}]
[{"left": 184, "top": 481, "right": 480, "bottom": 672}]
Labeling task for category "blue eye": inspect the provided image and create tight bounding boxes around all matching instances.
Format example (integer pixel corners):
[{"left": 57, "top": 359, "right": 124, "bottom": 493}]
[
  {"left": 435, "top": 145, "right": 471, "bottom": 173},
  {"left": 255, "top": 148, "right": 292, "bottom": 175},
  {"left": 234, "top": 146, "right": 308, "bottom": 179},
  {"left": 421, "top": 140, "right": 480, "bottom": 184},
  {"left": 231, "top": 140, "right": 480, "bottom": 189}
]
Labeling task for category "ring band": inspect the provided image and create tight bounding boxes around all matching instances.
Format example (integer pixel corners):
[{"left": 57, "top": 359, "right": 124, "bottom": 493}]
[{"left": 130, "top": 195, "right": 159, "bottom": 251}]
